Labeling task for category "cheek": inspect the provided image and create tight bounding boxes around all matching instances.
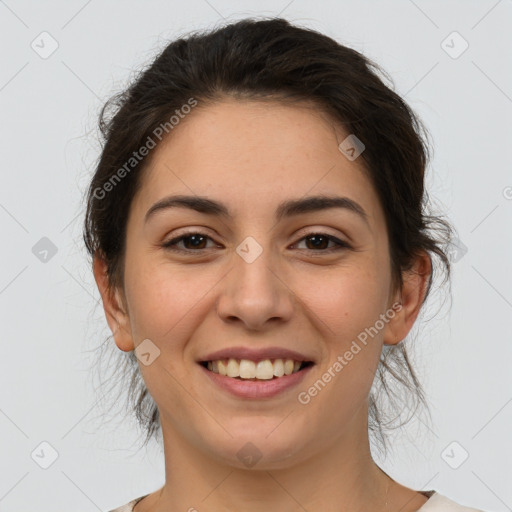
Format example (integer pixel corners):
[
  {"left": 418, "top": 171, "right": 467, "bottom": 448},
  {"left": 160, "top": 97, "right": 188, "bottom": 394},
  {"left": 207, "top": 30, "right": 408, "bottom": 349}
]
[
  {"left": 123, "top": 257, "right": 204, "bottom": 347},
  {"left": 297, "top": 263, "right": 389, "bottom": 345},
  {"left": 297, "top": 271, "right": 387, "bottom": 432},
  {"left": 299, "top": 264, "right": 388, "bottom": 398},
  {"left": 122, "top": 261, "right": 209, "bottom": 413}
]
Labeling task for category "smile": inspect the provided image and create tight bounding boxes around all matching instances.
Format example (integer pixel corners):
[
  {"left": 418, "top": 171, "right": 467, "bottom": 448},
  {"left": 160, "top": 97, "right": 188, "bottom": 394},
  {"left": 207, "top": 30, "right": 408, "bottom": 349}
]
[
  {"left": 199, "top": 359, "right": 314, "bottom": 399},
  {"left": 201, "top": 358, "right": 314, "bottom": 380}
]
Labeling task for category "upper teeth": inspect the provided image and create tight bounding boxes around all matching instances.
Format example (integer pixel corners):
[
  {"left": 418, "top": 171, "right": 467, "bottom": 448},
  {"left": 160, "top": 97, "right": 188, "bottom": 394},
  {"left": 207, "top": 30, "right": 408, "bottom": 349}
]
[{"left": 207, "top": 358, "right": 303, "bottom": 379}]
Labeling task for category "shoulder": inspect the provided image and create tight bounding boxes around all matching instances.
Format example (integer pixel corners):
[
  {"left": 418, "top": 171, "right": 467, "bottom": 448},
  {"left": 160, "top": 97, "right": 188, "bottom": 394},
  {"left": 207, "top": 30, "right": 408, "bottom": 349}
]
[
  {"left": 106, "top": 494, "right": 148, "bottom": 512},
  {"left": 421, "top": 492, "right": 489, "bottom": 512}
]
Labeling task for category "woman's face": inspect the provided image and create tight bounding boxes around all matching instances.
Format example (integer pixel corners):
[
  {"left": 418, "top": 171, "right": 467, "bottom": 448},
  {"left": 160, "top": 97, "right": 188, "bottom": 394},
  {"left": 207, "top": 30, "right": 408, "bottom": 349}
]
[{"left": 98, "top": 98, "right": 417, "bottom": 469}]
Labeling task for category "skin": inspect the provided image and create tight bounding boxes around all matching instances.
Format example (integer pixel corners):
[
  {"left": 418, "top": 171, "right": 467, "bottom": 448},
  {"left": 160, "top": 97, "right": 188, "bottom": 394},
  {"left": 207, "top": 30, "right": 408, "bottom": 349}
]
[{"left": 94, "top": 98, "right": 432, "bottom": 512}]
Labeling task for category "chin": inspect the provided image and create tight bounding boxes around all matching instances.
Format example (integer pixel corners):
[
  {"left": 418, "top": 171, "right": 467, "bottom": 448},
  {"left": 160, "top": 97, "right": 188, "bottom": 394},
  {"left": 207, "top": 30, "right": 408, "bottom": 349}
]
[{"left": 208, "top": 426, "right": 310, "bottom": 471}]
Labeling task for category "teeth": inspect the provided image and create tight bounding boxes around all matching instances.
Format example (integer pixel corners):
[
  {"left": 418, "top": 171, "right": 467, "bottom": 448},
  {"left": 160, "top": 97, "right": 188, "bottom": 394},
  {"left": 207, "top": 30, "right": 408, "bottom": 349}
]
[
  {"left": 206, "top": 358, "right": 307, "bottom": 379},
  {"left": 218, "top": 359, "right": 228, "bottom": 376},
  {"left": 239, "top": 359, "right": 256, "bottom": 378},
  {"left": 227, "top": 358, "right": 239, "bottom": 378},
  {"left": 256, "top": 360, "right": 273, "bottom": 380},
  {"left": 273, "top": 358, "right": 284, "bottom": 377}
]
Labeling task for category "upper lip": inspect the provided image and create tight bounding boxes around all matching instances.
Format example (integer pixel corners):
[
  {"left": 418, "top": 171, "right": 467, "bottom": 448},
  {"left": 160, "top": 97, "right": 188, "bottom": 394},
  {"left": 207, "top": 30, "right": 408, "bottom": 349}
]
[{"left": 199, "top": 346, "right": 315, "bottom": 363}]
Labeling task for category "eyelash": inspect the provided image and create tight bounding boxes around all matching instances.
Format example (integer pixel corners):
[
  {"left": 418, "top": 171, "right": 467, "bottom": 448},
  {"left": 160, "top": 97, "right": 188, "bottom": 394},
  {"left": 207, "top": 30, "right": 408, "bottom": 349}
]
[{"left": 161, "top": 231, "right": 351, "bottom": 254}]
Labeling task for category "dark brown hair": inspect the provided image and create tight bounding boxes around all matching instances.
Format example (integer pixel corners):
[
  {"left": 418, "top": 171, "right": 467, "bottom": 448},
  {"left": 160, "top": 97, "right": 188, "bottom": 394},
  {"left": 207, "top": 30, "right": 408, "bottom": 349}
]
[{"left": 83, "top": 17, "right": 454, "bottom": 457}]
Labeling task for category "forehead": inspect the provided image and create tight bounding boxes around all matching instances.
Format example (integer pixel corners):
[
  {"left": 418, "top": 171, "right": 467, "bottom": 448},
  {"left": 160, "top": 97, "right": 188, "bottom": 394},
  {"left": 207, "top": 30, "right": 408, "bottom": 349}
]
[
  {"left": 149, "top": 98, "right": 347, "bottom": 169},
  {"left": 130, "top": 98, "right": 384, "bottom": 231}
]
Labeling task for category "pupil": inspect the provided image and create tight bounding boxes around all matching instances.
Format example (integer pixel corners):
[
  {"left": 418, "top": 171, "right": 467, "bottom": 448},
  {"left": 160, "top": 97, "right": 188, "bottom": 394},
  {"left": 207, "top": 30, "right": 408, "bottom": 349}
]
[
  {"left": 307, "top": 235, "right": 328, "bottom": 249},
  {"left": 186, "top": 235, "right": 205, "bottom": 249}
]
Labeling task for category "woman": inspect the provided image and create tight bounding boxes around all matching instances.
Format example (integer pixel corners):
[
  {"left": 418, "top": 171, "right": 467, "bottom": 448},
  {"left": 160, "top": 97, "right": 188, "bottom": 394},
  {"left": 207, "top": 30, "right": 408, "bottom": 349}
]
[{"left": 84, "top": 17, "right": 486, "bottom": 512}]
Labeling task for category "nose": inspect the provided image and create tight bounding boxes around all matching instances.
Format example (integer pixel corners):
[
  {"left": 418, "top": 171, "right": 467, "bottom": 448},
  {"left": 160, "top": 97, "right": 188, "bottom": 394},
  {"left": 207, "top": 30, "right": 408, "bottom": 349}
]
[{"left": 215, "top": 240, "right": 295, "bottom": 331}]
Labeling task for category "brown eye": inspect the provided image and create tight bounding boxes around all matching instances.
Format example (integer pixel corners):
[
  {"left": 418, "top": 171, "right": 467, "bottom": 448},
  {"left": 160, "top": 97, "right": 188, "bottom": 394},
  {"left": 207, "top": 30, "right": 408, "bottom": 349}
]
[
  {"left": 161, "top": 231, "right": 350, "bottom": 254},
  {"left": 294, "top": 233, "right": 351, "bottom": 253},
  {"left": 162, "top": 232, "right": 214, "bottom": 252}
]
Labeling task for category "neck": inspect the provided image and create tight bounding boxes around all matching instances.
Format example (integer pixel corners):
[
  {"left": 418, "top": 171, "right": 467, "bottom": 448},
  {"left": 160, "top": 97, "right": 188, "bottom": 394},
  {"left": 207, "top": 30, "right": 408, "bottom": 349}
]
[{"left": 141, "top": 409, "right": 394, "bottom": 512}]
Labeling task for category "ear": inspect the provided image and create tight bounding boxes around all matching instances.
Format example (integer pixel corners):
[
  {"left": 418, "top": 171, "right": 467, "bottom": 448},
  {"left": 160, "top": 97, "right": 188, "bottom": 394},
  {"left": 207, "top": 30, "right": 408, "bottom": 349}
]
[
  {"left": 93, "top": 253, "right": 135, "bottom": 352},
  {"left": 383, "top": 251, "right": 432, "bottom": 346}
]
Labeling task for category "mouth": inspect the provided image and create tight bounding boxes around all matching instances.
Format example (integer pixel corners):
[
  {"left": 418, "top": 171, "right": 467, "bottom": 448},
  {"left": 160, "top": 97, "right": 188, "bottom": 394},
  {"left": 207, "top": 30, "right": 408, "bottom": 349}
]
[
  {"left": 198, "top": 357, "right": 315, "bottom": 399},
  {"left": 199, "top": 358, "right": 315, "bottom": 380}
]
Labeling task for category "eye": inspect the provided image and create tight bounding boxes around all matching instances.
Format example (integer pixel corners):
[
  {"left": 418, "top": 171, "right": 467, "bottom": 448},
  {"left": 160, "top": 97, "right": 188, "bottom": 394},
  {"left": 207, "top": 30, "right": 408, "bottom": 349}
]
[
  {"left": 161, "top": 231, "right": 351, "bottom": 254},
  {"left": 293, "top": 233, "right": 351, "bottom": 253},
  {"left": 162, "top": 232, "right": 217, "bottom": 252}
]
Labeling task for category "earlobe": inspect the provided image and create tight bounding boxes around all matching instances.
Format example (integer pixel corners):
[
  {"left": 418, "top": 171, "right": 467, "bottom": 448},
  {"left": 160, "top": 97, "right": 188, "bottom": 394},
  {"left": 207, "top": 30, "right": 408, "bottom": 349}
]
[
  {"left": 92, "top": 254, "right": 135, "bottom": 352},
  {"left": 383, "top": 251, "right": 432, "bottom": 346}
]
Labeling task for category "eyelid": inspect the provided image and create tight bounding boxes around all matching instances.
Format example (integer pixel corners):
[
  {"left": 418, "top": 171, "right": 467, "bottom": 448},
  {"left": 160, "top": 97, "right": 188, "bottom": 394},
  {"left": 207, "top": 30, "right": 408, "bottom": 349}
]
[{"left": 293, "top": 225, "right": 349, "bottom": 243}]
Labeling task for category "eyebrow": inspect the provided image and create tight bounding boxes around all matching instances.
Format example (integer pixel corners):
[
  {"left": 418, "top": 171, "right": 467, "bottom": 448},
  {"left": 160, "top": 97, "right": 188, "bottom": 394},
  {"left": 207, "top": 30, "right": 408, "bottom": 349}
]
[{"left": 144, "top": 194, "right": 370, "bottom": 227}]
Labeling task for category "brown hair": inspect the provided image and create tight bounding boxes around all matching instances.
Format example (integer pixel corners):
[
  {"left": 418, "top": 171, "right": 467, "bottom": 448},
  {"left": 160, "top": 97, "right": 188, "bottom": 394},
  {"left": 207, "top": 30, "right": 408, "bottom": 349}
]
[{"left": 83, "top": 17, "right": 453, "bottom": 457}]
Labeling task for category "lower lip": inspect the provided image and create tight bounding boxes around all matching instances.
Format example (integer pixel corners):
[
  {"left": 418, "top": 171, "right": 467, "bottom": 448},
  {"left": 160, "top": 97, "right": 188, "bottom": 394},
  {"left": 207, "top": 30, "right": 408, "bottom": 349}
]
[{"left": 199, "top": 363, "right": 313, "bottom": 399}]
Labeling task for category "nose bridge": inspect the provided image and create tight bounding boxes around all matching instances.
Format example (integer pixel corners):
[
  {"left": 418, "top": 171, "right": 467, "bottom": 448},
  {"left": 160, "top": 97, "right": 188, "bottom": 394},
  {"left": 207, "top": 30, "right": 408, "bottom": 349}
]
[
  {"left": 235, "top": 234, "right": 278, "bottom": 293},
  {"left": 216, "top": 233, "right": 294, "bottom": 328}
]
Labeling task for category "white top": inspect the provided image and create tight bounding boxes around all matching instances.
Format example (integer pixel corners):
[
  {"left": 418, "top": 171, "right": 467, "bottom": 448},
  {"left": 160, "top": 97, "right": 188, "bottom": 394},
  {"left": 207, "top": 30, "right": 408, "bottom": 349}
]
[{"left": 107, "top": 490, "right": 488, "bottom": 512}]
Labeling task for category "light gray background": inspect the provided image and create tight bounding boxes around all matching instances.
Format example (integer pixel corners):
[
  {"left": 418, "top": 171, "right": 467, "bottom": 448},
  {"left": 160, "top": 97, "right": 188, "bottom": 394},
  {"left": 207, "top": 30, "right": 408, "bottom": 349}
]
[{"left": 1, "top": 1, "right": 511, "bottom": 511}]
